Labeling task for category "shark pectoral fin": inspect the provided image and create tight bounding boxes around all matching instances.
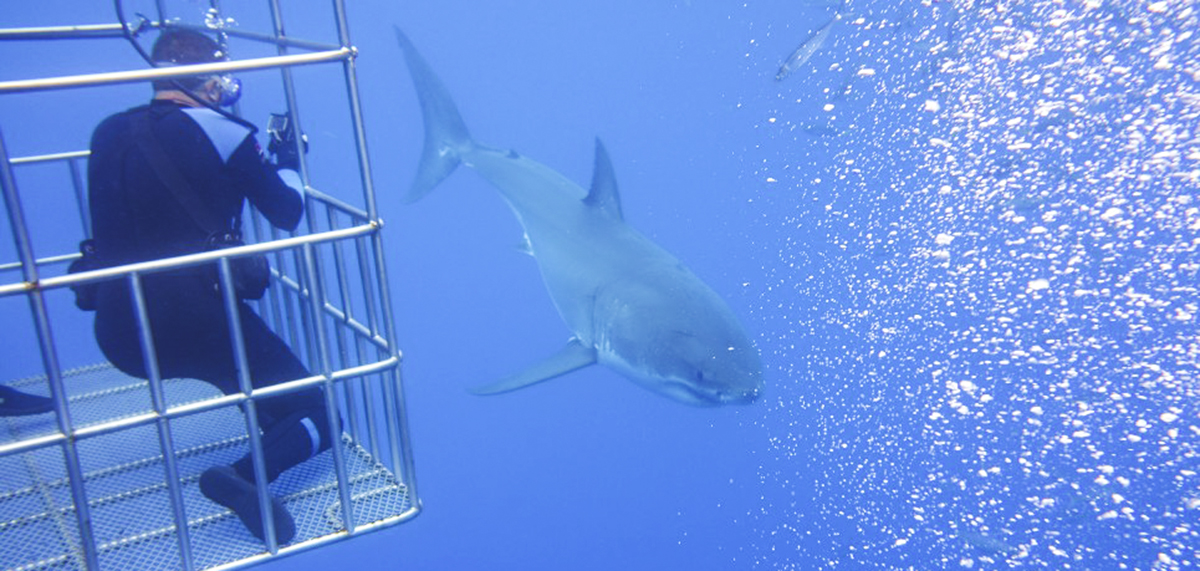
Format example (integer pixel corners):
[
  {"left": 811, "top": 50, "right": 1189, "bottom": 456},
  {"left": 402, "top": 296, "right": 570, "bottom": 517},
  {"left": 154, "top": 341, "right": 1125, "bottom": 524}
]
[{"left": 470, "top": 339, "right": 597, "bottom": 396}]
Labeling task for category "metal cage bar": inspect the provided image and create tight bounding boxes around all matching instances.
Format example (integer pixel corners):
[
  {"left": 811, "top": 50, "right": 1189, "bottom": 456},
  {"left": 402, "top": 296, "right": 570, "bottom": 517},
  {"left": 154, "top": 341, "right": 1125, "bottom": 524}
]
[
  {"left": 0, "top": 3, "right": 420, "bottom": 570},
  {"left": 130, "top": 272, "right": 196, "bottom": 571}
]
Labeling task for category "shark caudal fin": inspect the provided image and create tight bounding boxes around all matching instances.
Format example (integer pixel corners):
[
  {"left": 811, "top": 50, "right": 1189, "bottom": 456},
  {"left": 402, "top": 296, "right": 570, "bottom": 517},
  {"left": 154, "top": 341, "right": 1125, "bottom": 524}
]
[{"left": 394, "top": 26, "right": 472, "bottom": 203}]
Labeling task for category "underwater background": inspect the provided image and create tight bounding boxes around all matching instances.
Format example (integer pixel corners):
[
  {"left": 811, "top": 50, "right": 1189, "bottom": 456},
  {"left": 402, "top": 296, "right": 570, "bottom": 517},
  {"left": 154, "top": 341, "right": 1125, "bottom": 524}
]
[{"left": 1, "top": 0, "right": 1197, "bottom": 569}]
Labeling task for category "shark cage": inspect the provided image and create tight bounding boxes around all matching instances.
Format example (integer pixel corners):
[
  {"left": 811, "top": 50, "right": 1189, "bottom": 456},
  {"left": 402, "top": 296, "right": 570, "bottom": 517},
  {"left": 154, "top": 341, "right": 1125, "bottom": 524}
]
[{"left": 0, "top": 2, "right": 419, "bottom": 570}]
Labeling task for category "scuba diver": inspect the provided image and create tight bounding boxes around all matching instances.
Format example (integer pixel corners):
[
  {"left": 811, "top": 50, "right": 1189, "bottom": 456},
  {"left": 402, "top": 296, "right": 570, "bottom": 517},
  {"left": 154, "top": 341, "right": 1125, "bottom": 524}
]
[{"left": 85, "top": 28, "right": 328, "bottom": 544}]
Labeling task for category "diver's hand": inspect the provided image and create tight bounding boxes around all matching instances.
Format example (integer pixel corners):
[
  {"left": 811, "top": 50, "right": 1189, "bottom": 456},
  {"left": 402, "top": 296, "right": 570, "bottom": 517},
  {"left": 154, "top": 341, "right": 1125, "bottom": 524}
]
[
  {"left": 267, "top": 112, "right": 308, "bottom": 170},
  {"left": 271, "top": 138, "right": 304, "bottom": 170}
]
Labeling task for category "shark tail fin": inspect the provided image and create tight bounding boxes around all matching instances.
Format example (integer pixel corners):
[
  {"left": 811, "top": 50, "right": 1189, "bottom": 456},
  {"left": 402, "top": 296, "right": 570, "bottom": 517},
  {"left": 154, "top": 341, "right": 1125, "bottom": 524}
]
[{"left": 395, "top": 26, "right": 473, "bottom": 203}]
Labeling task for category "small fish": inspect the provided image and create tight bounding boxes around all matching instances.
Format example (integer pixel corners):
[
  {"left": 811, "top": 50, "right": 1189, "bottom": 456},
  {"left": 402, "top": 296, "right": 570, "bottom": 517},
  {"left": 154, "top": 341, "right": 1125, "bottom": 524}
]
[
  {"left": 776, "top": 1, "right": 846, "bottom": 81},
  {"left": 776, "top": 18, "right": 838, "bottom": 81}
]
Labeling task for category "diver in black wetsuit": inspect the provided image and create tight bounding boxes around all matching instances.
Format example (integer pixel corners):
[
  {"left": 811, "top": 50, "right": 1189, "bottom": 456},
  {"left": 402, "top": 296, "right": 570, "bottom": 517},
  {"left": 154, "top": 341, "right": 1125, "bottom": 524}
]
[{"left": 87, "top": 29, "right": 329, "bottom": 544}]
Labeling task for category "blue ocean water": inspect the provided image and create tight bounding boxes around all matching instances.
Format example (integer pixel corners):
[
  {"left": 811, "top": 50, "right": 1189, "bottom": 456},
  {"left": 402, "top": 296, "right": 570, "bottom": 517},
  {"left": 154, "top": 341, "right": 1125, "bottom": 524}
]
[{"left": 2, "top": 1, "right": 1198, "bottom": 570}]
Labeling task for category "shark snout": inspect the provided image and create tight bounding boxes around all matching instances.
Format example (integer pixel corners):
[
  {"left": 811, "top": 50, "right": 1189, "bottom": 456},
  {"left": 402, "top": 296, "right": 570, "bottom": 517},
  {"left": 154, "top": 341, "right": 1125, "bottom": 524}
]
[{"left": 675, "top": 380, "right": 761, "bottom": 407}]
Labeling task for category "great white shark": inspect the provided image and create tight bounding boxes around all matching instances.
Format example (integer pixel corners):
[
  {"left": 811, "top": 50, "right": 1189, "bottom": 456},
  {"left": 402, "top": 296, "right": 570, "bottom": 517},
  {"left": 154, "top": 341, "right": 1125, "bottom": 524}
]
[{"left": 395, "top": 28, "right": 763, "bottom": 406}]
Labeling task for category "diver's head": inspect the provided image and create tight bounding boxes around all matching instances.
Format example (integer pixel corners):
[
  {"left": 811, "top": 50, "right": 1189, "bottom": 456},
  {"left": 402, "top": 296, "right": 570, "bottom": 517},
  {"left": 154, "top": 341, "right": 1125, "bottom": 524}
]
[{"left": 150, "top": 28, "right": 241, "bottom": 107}]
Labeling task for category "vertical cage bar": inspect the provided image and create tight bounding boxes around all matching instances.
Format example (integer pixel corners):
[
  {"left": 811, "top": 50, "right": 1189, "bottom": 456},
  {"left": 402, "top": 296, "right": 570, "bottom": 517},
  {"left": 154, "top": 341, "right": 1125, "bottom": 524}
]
[
  {"left": 352, "top": 235, "right": 381, "bottom": 347},
  {"left": 350, "top": 235, "right": 383, "bottom": 460},
  {"left": 324, "top": 207, "right": 361, "bottom": 443},
  {"left": 354, "top": 339, "right": 380, "bottom": 460},
  {"left": 266, "top": 0, "right": 312, "bottom": 193},
  {"left": 379, "top": 365, "right": 404, "bottom": 483},
  {"left": 331, "top": 0, "right": 381, "bottom": 223},
  {"left": 130, "top": 272, "right": 195, "bottom": 571},
  {"left": 0, "top": 127, "right": 101, "bottom": 570},
  {"left": 333, "top": 0, "right": 422, "bottom": 496},
  {"left": 154, "top": 0, "right": 169, "bottom": 21},
  {"left": 365, "top": 231, "right": 416, "bottom": 500},
  {"left": 301, "top": 242, "right": 356, "bottom": 533},
  {"left": 247, "top": 209, "right": 278, "bottom": 331},
  {"left": 328, "top": 0, "right": 416, "bottom": 489},
  {"left": 273, "top": 227, "right": 305, "bottom": 359},
  {"left": 294, "top": 248, "right": 319, "bottom": 377},
  {"left": 218, "top": 256, "right": 282, "bottom": 553},
  {"left": 67, "top": 157, "right": 91, "bottom": 238}
]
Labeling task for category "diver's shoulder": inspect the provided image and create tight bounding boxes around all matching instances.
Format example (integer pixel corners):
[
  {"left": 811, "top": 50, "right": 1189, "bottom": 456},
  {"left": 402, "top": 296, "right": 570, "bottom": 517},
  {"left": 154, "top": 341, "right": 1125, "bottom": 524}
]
[
  {"left": 180, "top": 107, "right": 252, "bottom": 139},
  {"left": 91, "top": 104, "right": 151, "bottom": 143}
]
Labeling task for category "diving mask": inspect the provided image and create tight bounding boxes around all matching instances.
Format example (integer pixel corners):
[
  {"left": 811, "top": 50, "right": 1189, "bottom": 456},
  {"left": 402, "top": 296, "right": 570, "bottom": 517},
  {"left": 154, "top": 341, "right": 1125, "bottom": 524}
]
[{"left": 209, "top": 74, "right": 242, "bottom": 107}]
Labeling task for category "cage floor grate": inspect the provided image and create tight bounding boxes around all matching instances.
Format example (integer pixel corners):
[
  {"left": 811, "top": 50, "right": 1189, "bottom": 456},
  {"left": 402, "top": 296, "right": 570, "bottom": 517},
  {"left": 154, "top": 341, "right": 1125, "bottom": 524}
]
[{"left": 1, "top": 365, "right": 411, "bottom": 571}]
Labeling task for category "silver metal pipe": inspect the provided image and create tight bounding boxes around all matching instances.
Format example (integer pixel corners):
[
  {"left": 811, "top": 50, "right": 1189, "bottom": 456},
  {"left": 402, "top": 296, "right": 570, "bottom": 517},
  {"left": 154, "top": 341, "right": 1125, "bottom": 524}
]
[
  {"left": 35, "top": 307, "right": 100, "bottom": 571},
  {"left": 0, "top": 252, "right": 78, "bottom": 274},
  {"left": 302, "top": 243, "right": 357, "bottom": 533},
  {"left": 0, "top": 48, "right": 352, "bottom": 95},
  {"left": 130, "top": 273, "right": 196, "bottom": 571},
  {"left": 218, "top": 26, "right": 340, "bottom": 53},
  {"left": 1, "top": 433, "right": 248, "bottom": 505},
  {"left": 356, "top": 340, "right": 381, "bottom": 460},
  {"left": 380, "top": 365, "right": 405, "bottom": 485},
  {"left": 0, "top": 23, "right": 131, "bottom": 40},
  {"left": 269, "top": 273, "right": 390, "bottom": 349},
  {"left": 325, "top": 208, "right": 354, "bottom": 330},
  {"left": 0, "top": 222, "right": 378, "bottom": 299},
  {"left": 331, "top": 0, "right": 379, "bottom": 223},
  {"left": 352, "top": 236, "right": 382, "bottom": 350},
  {"left": 306, "top": 186, "right": 369, "bottom": 222},
  {"left": 372, "top": 239, "right": 418, "bottom": 501},
  {"left": 0, "top": 357, "right": 399, "bottom": 457},
  {"left": 68, "top": 157, "right": 91, "bottom": 238},
  {"left": 279, "top": 244, "right": 306, "bottom": 366},
  {"left": 22, "top": 503, "right": 422, "bottom": 571},
  {"left": 134, "top": 20, "right": 341, "bottom": 52},
  {"left": 265, "top": 0, "right": 327, "bottom": 376},
  {"left": 263, "top": 226, "right": 288, "bottom": 335},
  {"left": 369, "top": 238, "right": 400, "bottom": 368},
  {"left": 0, "top": 128, "right": 37, "bottom": 285},
  {"left": 293, "top": 245, "right": 320, "bottom": 375},
  {"left": 0, "top": 251, "right": 76, "bottom": 274},
  {"left": 8, "top": 149, "right": 89, "bottom": 164},
  {"left": 248, "top": 210, "right": 282, "bottom": 333},
  {"left": 266, "top": 0, "right": 314, "bottom": 201},
  {"left": 360, "top": 169, "right": 414, "bottom": 495},
  {"left": 324, "top": 208, "right": 361, "bottom": 441},
  {"left": 350, "top": 232, "right": 387, "bottom": 462},
  {"left": 218, "top": 258, "right": 281, "bottom": 553},
  {"left": 2, "top": 127, "right": 103, "bottom": 570},
  {"left": 153, "top": 0, "right": 168, "bottom": 23},
  {"left": 199, "top": 506, "right": 421, "bottom": 571}
]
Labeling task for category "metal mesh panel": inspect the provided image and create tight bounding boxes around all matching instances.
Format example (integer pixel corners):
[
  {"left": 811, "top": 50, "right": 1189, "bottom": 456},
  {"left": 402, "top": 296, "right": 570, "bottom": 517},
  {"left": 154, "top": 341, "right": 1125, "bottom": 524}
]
[{"left": 0, "top": 365, "right": 412, "bottom": 571}]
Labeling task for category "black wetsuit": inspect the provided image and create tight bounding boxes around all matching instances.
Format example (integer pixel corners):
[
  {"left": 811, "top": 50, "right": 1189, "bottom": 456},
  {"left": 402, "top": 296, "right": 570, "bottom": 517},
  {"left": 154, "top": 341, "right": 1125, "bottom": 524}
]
[{"left": 88, "top": 99, "right": 330, "bottom": 483}]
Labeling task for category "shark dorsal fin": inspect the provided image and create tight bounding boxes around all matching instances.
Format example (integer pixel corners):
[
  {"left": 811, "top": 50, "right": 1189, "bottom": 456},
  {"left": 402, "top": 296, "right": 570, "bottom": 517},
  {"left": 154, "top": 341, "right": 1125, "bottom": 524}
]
[{"left": 584, "top": 138, "right": 624, "bottom": 221}]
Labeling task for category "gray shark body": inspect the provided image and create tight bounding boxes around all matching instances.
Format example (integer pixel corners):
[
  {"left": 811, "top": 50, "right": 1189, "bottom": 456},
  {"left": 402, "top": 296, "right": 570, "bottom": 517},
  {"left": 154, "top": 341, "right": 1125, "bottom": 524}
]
[{"left": 396, "top": 29, "right": 762, "bottom": 406}]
